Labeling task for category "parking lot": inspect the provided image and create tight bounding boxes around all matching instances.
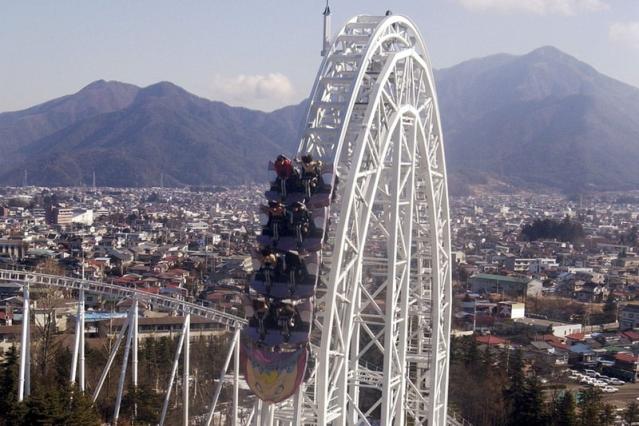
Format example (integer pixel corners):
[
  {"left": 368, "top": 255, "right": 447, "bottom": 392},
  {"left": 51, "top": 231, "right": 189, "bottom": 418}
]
[{"left": 560, "top": 369, "right": 639, "bottom": 408}]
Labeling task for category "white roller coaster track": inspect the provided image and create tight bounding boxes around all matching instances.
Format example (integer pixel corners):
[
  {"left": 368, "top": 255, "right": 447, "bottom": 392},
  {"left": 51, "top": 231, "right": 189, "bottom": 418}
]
[
  {"left": 263, "top": 13, "right": 452, "bottom": 426},
  {"left": 0, "top": 269, "right": 247, "bottom": 329},
  {"left": 0, "top": 13, "right": 455, "bottom": 426}
]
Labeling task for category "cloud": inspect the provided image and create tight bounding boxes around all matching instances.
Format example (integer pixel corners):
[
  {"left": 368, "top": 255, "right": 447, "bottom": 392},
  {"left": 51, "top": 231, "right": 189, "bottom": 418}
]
[
  {"left": 457, "top": 0, "right": 609, "bottom": 15},
  {"left": 609, "top": 22, "right": 639, "bottom": 48},
  {"left": 209, "top": 73, "right": 296, "bottom": 111}
]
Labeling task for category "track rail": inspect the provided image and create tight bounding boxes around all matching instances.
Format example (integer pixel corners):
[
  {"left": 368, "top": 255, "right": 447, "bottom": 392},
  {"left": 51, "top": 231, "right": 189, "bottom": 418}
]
[{"left": 0, "top": 268, "right": 247, "bottom": 329}]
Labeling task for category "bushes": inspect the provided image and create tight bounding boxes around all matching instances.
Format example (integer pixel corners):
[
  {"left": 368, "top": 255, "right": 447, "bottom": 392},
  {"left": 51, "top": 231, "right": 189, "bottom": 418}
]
[{"left": 521, "top": 216, "right": 584, "bottom": 243}]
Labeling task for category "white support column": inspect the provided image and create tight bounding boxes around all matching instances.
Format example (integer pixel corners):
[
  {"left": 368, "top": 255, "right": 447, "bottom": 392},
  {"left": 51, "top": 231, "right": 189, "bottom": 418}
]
[
  {"left": 25, "top": 306, "right": 30, "bottom": 397},
  {"left": 292, "top": 387, "right": 303, "bottom": 426},
  {"left": 70, "top": 292, "right": 81, "bottom": 385},
  {"left": 113, "top": 306, "right": 135, "bottom": 424},
  {"left": 159, "top": 314, "right": 189, "bottom": 426},
  {"left": 205, "top": 329, "right": 240, "bottom": 426},
  {"left": 183, "top": 311, "right": 190, "bottom": 426},
  {"left": 18, "top": 284, "right": 29, "bottom": 401},
  {"left": 93, "top": 315, "right": 130, "bottom": 402},
  {"left": 132, "top": 298, "right": 138, "bottom": 419},
  {"left": 254, "top": 400, "right": 263, "bottom": 426},
  {"left": 232, "top": 328, "right": 240, "bottom": 426},
  {"left": 79, "top": 285, "right": 86, "bottom": 392},
  {"left": 261, "top": 403, "right": 274, "bottom": 426}
]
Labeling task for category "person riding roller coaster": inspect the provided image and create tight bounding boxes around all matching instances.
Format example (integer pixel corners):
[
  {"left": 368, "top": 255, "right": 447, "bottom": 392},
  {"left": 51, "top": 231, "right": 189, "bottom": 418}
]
[
  {"left": 265, "top": 200, "right": 286, "bottom": 241},
  {"left": 257, "top": 247, "right": 306, "bottom": 296},
  {"left": 253, "top": 298, "right": 269, "bottom": 340},
  {"left": 299, "top": 154, "right": 324, "bottom": 198},
  {"left": 287, "top": 201, "right": 312, "bottom": 247},
  {"left": 259, "top": 247, "right": 279, "bottom": 292},
  {"left": 273, "top": 155, "right": 299, "bottom": 198},
  {"left": 276, "top": 302, "right": 297, "bottom": 342},
  {"left": 282, "top": 250, "right": 306, "bottom": 295}
]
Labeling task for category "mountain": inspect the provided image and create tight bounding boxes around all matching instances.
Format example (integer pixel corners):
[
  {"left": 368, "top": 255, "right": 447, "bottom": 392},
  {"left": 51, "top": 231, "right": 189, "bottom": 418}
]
[
  {"left": 0, "top": 46, "right": 638, "bottom": 192},
  {"left": 1, "top": 81, "right": 303, "bottom": 187},
  {"left": 0, "top": 80, "right": 139, "bottom": 166},
  {"left": 436, "top": 46, "right": 639, "bottom": 193}
]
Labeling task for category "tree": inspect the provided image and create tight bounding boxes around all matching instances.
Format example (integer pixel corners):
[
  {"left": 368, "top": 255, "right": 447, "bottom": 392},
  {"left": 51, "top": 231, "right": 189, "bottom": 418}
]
[
  {"left": 121, "top": 383, "right": 162, "bottom": 425},
  {"left": 521, "top": 216, "right": 584, "bottom": 243},
  {"left": 601, "top": 295, "right": 617, "bottom": 324},
  {"left": 625, "top": 401, "right": 639, "bottom": 425},
  {"left": 0, "top": 346, "right": 25, "bottom": 425},
  {"left": 554, "top": 391, "right": 576, "bottom": 426},
  {"left": 577, "top": 388, "right": 603, "bottom": 426},
  {"left": 66, "top": 387, "right": 101, "bottom": 426},
  {"left": 599, "top": 404, "right": 615, "bottom": 426},
  {"left": 23, "top": 387, "right": 67, "bottom": 425}
]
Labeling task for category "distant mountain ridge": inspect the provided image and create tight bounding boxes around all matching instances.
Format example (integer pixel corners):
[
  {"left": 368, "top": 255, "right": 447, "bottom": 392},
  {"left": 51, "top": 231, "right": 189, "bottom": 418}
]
[
  {"left": 0, "top": 81, "right": 305, "bottom": 187},
  {"left": 1, "top": 46, "right": 638, "bottom": 193},
  {"left": 0, "top": 80, "right": 139, "bottom": 163},
  {"left": 436, "top": 46, "right": 639, "bottom": 193}
]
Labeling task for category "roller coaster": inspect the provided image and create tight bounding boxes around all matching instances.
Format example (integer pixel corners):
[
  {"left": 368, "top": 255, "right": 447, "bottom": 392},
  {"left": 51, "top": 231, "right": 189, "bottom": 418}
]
[{"left": 0, "top": 11, "right": 454, "bottom": 426}]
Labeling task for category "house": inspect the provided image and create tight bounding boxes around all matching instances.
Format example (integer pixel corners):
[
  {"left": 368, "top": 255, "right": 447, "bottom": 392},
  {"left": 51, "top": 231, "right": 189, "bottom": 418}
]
[
  {"left": 513, "top": 317, "right": 583, "bottom": 338},
  {"left": 475, "top": 335, "right": 509, "bottom": 348},
  {"left": 620, "top": 303, "right": 639, "bottom": 330},
  {"left": 469, "top": 273, "right": 542, "bottom": 299},
  {"left": 612, "top": 352, "right": 639, "bottom": 382}
]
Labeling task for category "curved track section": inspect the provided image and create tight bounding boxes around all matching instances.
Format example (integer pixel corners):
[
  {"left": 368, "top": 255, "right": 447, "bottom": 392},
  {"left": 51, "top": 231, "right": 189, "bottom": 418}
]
[
  {"left": 0, "top": 269, "right": 246, "bottom": 328},
  {"left": 266, "top": 14, "right": 452, "bottom": 426}
]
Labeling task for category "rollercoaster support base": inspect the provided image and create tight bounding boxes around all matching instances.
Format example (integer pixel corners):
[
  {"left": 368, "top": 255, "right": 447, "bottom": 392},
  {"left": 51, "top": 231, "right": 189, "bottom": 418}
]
[
  {"left": 113, "top": 301, "right": 137, "bottom": 424},
  {"left": 233, "top": 326, "right": 240, "bottom": 423},
  {"left": 132, "top": 297, "right": 138, "bottom": 418},
  {"left": 71, "top": 285, "right": 86, "bottom": 391},
  {"left": 18, "top": 284, "right": 30, "bottom": 401},
  {"left": 160, "top": 314, "right": 190, "bottom": 426},
  {"left": 183, "top": 312, "right": 191, "bottom": 426},
  {"left": 92, "top": 312, "right": 130, "bottom": 402},
  {"left": 205, "top": 327, "right": 240, "bottom": 426}
]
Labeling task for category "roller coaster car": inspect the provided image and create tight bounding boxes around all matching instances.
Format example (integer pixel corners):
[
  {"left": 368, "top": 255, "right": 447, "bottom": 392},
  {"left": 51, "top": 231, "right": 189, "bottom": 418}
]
[
  {"left": 249, "top": 251, "right": 319, "bottom": 299},
  {"left": 258, "top": 206, "right": 327, "bottom": 252},
  {"left": 266, "top": 161, "right": 333, "bottom": 209},
  {"left": 264, "top": 189, "right": 332, "bottom": 209},
  {"left": 243, "top": 344, "right": 308, "bottom": 404},
  {"left": 246, "top": 300, "right": 313, "bottom": 347}
]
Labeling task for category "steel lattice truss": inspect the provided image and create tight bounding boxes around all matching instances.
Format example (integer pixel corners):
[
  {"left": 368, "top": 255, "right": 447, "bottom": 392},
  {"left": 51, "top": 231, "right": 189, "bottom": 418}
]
[
  {"left": 262, "top": 14, "right": 453, "bottom": 426},
  {"left": 0, "top": 15, "right": 452, "bottom": 426}
]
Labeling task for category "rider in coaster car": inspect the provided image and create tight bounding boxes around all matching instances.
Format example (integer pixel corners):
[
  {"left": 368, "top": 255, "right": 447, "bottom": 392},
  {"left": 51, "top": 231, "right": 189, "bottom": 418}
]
[
  {"left": 288, "top": 201, "right": 311, "bottom": 246},
  {"left": 266, "top": 200, "right": 286, "bottom": 241},
  {"left": 282, "top": 250, "right": 305, "bottom": 294},
  {"left": 273, "top": 155, "right": 299, "bottom": 197},
  {"left": 253, "top": 298, "right": 269, "bottom": 340},
  {"left": 299, "top": 154, "right": 324, "bottom": 197},
  {"left": 277, "top": 302, "right": 297, "bottom": 341},
  {"left": 260, "top": 247, "right": 279, "bottom": 291}
]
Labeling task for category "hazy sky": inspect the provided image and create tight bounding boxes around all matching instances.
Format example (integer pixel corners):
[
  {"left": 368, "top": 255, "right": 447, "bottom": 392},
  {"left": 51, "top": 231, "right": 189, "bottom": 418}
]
[{"left": 1, "top": 0, "right": 638, "bottom": 112}]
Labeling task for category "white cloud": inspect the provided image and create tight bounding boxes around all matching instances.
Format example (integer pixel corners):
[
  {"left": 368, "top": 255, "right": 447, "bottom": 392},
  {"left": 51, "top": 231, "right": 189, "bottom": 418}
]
[
  {"left": 209, "top": 73, "right": 296, "bottom": 111},
  {"left": 458, "top": 0, "right": 609, "bottom": 15},
  {"left": 609, "top": 22, "right": 639, "bottom": 49}
]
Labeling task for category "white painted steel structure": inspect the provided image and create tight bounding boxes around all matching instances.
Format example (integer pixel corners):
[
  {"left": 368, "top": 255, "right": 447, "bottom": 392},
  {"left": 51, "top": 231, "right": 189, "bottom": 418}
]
[
  {"left": 282, "top": 13, "right": 452, "bottom": 425},
  {"left": 0, "top": 13, "right": 453, "bottom": 426}
]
